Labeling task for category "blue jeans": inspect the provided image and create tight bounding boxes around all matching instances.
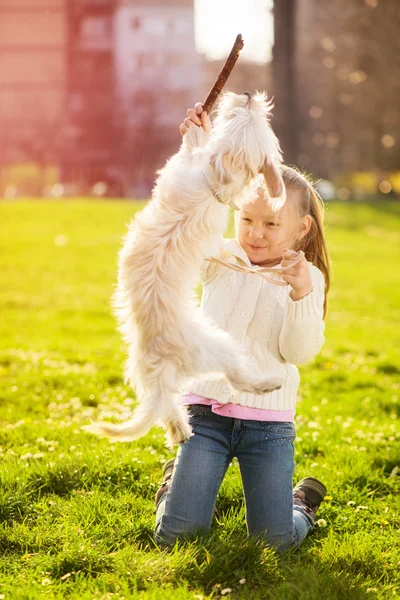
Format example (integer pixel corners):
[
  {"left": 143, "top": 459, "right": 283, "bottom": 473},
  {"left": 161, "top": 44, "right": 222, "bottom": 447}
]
[{"left": 154, "top": 405, "right": 314, "bottom": 551}]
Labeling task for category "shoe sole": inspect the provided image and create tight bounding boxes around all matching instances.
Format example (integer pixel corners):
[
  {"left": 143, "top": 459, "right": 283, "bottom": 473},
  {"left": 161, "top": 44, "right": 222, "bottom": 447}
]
[
  {"left": 162, "top": 458, "right": 176, "bottom": 480},
  {"left": 294, "top": 477, "right": 327, "bottom": 505}
]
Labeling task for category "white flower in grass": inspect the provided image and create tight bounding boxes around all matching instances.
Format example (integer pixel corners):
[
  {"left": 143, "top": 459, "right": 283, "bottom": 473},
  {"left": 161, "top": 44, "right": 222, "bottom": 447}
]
[
  {"left": 316, "top": 518, "right": 327, "bottom": 527},
  {"left": 21, "top": 452, "right": 33, "bottom": 460},
  {"left": 41, "top": 578, "right": 52, "bottom": 586},
  {"left": 239, "top": 578, "right": 247, "bottom": 584},
  {"left": 54, "top": 234, "right": 69, "bottom": 247},
  {"left": 221, "top": 589, "right": 232, "bottom": 596}
]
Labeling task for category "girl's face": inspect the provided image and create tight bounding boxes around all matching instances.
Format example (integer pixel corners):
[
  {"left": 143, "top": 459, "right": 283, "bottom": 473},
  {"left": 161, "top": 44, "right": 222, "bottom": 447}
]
[{"left": 237, "top": 188, "right": 305, "bottom": 264}]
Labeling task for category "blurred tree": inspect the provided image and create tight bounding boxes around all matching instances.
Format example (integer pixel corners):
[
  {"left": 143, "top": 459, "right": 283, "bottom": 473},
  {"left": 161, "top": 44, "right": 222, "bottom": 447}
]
[
  {"left": 272, "top": 0, "right": 298, "bottom": 164},
  {"left": 272, "top": 0, "right": 400, "bottom": 187}
]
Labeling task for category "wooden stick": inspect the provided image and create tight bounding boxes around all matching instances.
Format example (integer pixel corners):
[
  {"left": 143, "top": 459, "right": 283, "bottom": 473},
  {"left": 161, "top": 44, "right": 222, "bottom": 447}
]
[{"left": 202, "top": 34, "right": 244, "bottom": 114}]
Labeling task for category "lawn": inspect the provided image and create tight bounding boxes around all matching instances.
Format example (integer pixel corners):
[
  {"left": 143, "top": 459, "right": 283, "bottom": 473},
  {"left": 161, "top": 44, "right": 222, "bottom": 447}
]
[{"left": 0, "top": 199, "right": 399, "bottom": 600}]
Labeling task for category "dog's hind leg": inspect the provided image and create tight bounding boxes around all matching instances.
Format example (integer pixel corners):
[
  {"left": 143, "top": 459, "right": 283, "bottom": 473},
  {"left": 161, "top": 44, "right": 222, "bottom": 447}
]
[
  {"left": 192, "top": 323, "right": 284, "bottom": 394},
  {"left": 162, "top": 402, "right": 192, "bottom": 448}
]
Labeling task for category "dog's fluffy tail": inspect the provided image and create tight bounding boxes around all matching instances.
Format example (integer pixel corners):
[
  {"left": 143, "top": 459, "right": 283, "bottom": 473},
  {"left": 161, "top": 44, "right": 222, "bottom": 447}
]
[
  {"left": 82, "top": 408, "right": 159, "bottom": 442},
  {"left": 82, "top": 383, "right": 192, "bottom": 448}
]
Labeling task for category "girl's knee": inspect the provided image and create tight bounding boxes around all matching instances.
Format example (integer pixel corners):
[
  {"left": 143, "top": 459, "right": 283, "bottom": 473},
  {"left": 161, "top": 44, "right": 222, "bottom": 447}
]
[
  {"left": 154, "top": 520, "right": 210, "bottom": 548},
  {"left": 261, "top": 525, "right": 310, "bottom": 552},
  {"left": 262, "top": 531, "right": 294, "bottom": 552},
  {"left": 271, "top": 537, "right": 296, "bottom": 553},
  {"left": 249, "top": 526, "right": 297, "bottom": 552},
  {"left": 154, "top": 521, "right": 179, "bottom": 548},
  {"left": 154, "top": 531, "right": 176, "bottom": 549}
]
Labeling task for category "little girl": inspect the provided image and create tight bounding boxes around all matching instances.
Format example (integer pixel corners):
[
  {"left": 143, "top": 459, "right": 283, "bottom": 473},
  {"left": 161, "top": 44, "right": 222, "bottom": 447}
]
[{"left": 154, "top": 104, "right": 330, "bottom": 552}]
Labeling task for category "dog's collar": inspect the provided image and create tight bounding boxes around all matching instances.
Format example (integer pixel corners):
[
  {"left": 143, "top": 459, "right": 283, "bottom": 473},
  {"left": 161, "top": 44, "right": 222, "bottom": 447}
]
[
  {"left": 209, "top": 186, "right": 240, "bottom": 211},
  {"left": 205, "top": 171, "right": 241, "bottom": 211}
]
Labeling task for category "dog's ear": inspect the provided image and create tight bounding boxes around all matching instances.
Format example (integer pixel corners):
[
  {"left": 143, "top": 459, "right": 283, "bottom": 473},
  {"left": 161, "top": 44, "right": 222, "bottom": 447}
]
[
  {"left": 261, "top": 159, "right": 286, "bottom": 209},
  {"left": 210, "top": 151, "right": 234, "bottom": 186},
  {"left": 210, "top": 149, "right": 253, "bottom": 186}
]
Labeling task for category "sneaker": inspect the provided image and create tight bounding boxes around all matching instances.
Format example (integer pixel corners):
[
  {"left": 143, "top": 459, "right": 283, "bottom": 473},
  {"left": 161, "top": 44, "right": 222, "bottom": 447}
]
[
  {"left": 293, "top": 476, "right": 327, "bottom": 520},
  {"left": 155, "top": 458, "right": 175, "bottom": 506}
]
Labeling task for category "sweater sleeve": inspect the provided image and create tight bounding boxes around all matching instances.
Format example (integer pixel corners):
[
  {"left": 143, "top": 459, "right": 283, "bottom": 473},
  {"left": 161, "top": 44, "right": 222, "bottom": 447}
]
[{"left": 278, "top": 264, "right": 325, "bottom": 365}]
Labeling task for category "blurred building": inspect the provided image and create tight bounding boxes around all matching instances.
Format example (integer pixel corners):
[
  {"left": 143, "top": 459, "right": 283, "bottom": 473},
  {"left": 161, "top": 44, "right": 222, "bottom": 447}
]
[
  {"left": 63, "top": 0, "right": 117, "bottom": 191},
  {"left": 115, "top": 0, "right": 199, "bottom": 127},
  {"left": 0, "top": 0, "right": 200, "bottom": 197},
  {"left": 2, "top": 0, "right": 400, "bottom": 198},
  {"left": 114, "top": 0, "right": 201, "bottom": 195},
  {"left": 0, "top": 0, "right": 67, "bottom": 194}
]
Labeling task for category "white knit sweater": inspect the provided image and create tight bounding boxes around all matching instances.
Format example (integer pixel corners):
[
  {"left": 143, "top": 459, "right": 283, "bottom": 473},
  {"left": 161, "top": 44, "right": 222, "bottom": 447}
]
[{"left": 186, "top": 238, "right": 325, "bottom": 412}]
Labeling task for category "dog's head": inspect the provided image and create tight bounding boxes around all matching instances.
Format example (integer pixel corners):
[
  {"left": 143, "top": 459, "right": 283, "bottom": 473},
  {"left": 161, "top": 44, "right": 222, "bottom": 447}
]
[{"left": 208, "top": 92, "right": 285, "bottom": 209}]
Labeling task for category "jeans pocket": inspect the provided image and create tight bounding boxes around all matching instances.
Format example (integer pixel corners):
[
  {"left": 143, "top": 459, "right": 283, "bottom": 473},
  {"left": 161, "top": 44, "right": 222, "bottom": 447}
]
[
  {"left": 259, "top": 421, "right": 296, "bottom": 441},
  {"left": 187, "top": 404, "right": 209, "bottom": 425}
]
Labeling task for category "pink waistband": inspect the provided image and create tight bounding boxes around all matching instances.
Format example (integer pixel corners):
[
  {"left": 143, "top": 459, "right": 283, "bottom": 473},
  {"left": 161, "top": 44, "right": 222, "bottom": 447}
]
[{"left": 182, "top": 393, "right": 295, "bottom": 422}]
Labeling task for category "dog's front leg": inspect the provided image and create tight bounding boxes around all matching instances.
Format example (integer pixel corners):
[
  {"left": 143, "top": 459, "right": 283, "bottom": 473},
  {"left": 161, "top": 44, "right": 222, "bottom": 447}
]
[{"left": 181, "top": 121, "right": 211, "bottom": 158}]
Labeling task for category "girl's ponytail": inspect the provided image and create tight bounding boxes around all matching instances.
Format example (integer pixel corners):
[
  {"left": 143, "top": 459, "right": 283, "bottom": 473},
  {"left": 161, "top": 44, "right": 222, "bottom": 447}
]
[{"left": 281, "top": 166, "right": 331, "bottom": 318}]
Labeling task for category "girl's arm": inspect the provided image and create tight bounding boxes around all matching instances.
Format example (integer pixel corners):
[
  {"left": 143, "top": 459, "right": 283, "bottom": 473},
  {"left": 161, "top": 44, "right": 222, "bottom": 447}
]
[{"left": 279, "top": 264, "right": 325, "bottom": 365}]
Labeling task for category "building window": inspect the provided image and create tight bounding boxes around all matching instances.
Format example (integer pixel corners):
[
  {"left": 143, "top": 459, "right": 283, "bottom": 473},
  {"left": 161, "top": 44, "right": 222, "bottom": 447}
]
[
  {"left": 136, "top": 54, "right": 158, "bottom": 69},
  {"left": 166, "top": 54, "right": 182, "bottom": 67},
  {"left": 80, "top": 16, "right": 112, "bottom": 49},
  {"left": 145, "top": 19, "right": 167, "bottom": 35},
  {"left": 176, "top": 18, "right": 189, "bottom": 35},
  {"left": 132, "top": 16, "right": 141, "bottom": 30},
  {"left": 81, "top": 17, "right": 110, "bottom": 38}
]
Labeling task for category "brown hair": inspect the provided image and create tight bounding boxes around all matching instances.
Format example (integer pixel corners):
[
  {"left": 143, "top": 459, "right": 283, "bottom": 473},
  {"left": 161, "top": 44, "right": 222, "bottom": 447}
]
[{"left": 281, "top": 165, "right": 331, "bottom": 318}]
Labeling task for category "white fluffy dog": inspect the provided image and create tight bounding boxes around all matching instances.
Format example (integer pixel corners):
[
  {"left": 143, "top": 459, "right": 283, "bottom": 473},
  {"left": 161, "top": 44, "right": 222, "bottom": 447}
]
[{"left": 85, "top": 92, "right": 286, "bottom": 447}]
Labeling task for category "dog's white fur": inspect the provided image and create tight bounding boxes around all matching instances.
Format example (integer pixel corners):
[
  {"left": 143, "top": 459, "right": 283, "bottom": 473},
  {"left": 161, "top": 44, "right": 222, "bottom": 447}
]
[{"left": 84, "top": 92, "right": 286, "bottom": 447}]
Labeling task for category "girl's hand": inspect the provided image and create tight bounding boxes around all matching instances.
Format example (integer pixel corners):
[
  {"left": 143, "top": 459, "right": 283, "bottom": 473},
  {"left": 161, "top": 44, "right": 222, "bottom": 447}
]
[
  {"left": 179, "top": 103, "right": 212, "bottom": 136},
  {"left": 281, "top": 249, "right": 313, "bottom": 301}
]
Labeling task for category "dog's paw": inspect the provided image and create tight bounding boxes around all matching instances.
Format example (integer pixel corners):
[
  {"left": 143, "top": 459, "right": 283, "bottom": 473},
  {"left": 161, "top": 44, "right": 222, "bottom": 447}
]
[
  {"left": 227, "top": 372, "right": 284, "bottom": 395},
  {"left": 246, "top": 374, "right": 284, "bottom": 394},
  {"left": 164, "top": 418, "right": 193, "bottom": 449}
]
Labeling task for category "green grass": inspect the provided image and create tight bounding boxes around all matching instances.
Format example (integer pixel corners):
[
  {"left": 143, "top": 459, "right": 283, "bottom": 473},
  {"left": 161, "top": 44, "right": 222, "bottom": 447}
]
[{"left": 0, "top": 199, "right": 399, "bottom": 599}]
